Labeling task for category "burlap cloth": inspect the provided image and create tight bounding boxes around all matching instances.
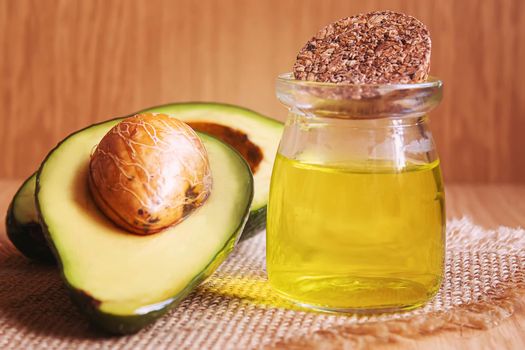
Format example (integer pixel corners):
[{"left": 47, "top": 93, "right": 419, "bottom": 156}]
[{"left": 0, "top": 218, "right": 524, "bottom": 349}]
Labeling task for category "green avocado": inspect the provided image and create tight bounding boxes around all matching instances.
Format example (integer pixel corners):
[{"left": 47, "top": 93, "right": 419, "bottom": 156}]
[
  {"left": 142, "top": 102, "right": 283, "bottom": 239},
  {"left": 36, "top": 118, "right": 253, "bottom": 333},
  {"left": 5, "top": 103, "right": 282, "bottom": 263},
  {"left": 5, "top": 174, "right": 54, "bottom": 262}
]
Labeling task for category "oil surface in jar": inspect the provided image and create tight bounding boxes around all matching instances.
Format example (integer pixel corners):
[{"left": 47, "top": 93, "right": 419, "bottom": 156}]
[{"left": 267, "top": 153, "right": 445, "bottom": 311}]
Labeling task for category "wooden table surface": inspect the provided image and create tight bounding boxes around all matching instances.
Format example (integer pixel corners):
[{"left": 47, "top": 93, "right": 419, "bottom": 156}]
[{"left": 1, "top": 179, "right": 524, "bottom": 349}]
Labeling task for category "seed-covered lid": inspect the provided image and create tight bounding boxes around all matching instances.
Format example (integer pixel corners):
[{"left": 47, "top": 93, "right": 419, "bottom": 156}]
[{"left": 293, "top": 11, "right": 431, "bottom": 84}]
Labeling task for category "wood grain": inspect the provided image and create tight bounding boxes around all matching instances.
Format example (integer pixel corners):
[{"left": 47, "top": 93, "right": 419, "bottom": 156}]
[
  {"left": 0, "top": 0, "right": 524, "bottom": 182},
  {"left": 1, "top": 179, "right": 524, "bottom": 348}
]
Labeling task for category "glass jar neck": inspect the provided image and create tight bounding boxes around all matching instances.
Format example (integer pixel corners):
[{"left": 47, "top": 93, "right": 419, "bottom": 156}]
[
  {"left": 279, "top": 111, "right": 437, "bottom": 170},
  {"left": 286, "top": 113, "right": 430, "bottom": 130}
]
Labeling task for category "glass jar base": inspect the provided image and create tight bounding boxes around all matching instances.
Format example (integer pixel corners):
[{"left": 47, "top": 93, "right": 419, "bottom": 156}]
[
  {"left": 269, "top": 275, "right": 440, "bottom": 314},
  {"left": 281, "top": 295, "right": 429, "bottom": 314}
]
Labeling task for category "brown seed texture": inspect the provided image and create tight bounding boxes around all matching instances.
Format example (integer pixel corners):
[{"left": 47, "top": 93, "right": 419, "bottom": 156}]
[
  {"left": 293, "top": 11, "right": 431, "bottom": 84},
  {"left": 89, "top": 113, "right": 212, "bottom": 235}
]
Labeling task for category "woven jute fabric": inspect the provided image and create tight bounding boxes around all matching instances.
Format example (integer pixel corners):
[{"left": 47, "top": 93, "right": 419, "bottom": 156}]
[{"left": 0, "top": 218, "right": 524, "bottom": 349}]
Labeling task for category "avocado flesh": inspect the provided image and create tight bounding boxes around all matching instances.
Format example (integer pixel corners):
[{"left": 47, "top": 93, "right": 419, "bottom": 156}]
[
  {"left": 36, "top": 119, "right": 253, "bottom": 332},
  {"left": 142, "top": 102, "right": 283, "bottom": 238},
  {"left": 5, "top": 174, "right": 54, "bottom": 262}
]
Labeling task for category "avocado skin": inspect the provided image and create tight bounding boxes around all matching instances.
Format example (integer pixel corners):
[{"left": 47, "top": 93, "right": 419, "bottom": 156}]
[
  {"left": 71, "top": 289, "right": 169, "bottom": 334},
  {"left": 5, "top": 178, "right": 55, "bottom": 263},
  {"left": 34, "top": 119, "right": 254, "bottom": 334}
]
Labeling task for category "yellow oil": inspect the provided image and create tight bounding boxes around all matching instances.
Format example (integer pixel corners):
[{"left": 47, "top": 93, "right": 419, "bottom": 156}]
[{"left": 267, "top": 153, "right": 445, "bottom": 312}]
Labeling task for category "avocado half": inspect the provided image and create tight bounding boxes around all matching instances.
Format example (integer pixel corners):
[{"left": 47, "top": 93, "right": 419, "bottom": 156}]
[
  {"left": 6, "top": 102, "right": 282, "bottom": 263},
  {"left": 141, "top": 102, "right": 283, "bottom": 239},
  {"left": 5, "top": 173, "right": 54, "bottom": 262},
  {"left": 36, "top": 118, "right": 253, "bottom": 333}
]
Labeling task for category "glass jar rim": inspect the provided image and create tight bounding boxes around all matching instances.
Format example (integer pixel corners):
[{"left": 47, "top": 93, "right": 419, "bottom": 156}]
[
  {"left": 277, "top": 72, "right": 442, "bottom": 91},
  {"left": 275, "top": 73, "right": 443, "bottom": 119}
]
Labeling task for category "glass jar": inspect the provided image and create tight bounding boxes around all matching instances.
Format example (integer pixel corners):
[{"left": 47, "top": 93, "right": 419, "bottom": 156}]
[{"left": 267, "top": 73, "right": 445, "bottom": 312}]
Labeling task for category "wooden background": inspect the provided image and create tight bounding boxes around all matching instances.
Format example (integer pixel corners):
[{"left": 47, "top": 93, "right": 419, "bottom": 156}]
[{"left": 0, "top": 0, "right": 524, "bottom": 182}]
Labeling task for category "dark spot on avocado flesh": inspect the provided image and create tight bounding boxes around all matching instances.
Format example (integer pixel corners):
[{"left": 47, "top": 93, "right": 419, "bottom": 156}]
[{"left": 187, "top": 122, "right": 264, "bottom": 174}]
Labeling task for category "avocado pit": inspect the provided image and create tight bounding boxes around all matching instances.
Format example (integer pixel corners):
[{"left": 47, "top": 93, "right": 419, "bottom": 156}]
[{"left": 89, "top": 113, "right": 212, "bottom": 235}]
